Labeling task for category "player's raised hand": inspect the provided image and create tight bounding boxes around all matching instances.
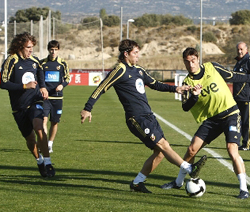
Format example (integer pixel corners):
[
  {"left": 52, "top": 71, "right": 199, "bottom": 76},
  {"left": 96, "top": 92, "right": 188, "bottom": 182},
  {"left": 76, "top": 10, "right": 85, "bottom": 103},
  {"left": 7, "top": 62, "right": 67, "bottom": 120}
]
[
  {"left": 80, "top": 110, "right": 92, "bottom": 123},
  {"left": 191, "top": 84, "right": 202, "bottom": 95}
]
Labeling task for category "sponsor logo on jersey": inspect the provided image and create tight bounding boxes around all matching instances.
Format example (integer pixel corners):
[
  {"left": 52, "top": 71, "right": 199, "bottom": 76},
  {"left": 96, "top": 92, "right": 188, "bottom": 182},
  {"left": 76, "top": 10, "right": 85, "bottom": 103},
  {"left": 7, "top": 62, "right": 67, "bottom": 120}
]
[
  {"left": 200, "top": 82, "right": 219, "bottom": 97},
  {"left": 22, "top": 72, "right": 35, "bottom": 84},
  {"left": 45, "top": 71, "right": 60, "bottom": 82},
  {"left": 36, "top": 104, "right": 43, "bottom": 110},
  {"left": 144, "top": 128, "right": 150, "bottom": 134},
  {"left": 135, "top": 78, "right": 145, "bottom": 94},
  {"left": 229, "top": 125, "right": 237, "bottom": 132},
  {"left": 19, "top": 66, "right": 23, "bottom": 69}
]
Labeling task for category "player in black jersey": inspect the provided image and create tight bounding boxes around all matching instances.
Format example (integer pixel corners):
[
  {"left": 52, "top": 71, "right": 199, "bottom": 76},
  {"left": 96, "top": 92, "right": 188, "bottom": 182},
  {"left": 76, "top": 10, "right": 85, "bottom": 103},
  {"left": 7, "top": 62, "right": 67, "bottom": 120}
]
[
  {"left": 80, "top": 39, "right": 207, "bottom": 193},
  {"left": 233, "top": 42, "right": 250, "bottom": 151},
  {"left": 1, "top": 32, "right": 55, "bottom": 177},
  {"left": 40, "top": 40, "right": 70, "bottom": 153},
  {"left": 161, "top": 47, "right": 249, "bottom": 199}
]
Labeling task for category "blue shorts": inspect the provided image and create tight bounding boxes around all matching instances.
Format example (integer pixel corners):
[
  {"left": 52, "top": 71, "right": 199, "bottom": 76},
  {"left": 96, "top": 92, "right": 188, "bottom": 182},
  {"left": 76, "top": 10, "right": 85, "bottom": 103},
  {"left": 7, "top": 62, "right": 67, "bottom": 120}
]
[
  {"left": 195, "top": 112, "right": 241, "bottom": 145},
  {"left": 13, "top": 103, "right": 44, "bottom": 138},
  {"left": 126, "top": 114, "right": 165, "bottom": 149},
  {"left": 43, "top": 99, "right": 63, "bottom": 123}
]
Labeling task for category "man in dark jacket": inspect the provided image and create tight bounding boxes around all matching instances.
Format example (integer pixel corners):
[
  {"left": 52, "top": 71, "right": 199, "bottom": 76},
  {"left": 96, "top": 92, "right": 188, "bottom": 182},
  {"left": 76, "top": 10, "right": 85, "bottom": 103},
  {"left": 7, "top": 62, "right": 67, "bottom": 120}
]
[{"left": 233, "top": 42, "right": 250, "bottom": 150}]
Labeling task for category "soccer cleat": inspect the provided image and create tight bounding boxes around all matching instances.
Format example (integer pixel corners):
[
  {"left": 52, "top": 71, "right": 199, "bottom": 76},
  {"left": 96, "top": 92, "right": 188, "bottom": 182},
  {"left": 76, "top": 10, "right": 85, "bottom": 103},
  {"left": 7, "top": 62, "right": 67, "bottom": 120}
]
[
  {"left": 237, "top": 190, "right": 249, "bottom": 199},
  {"left": 130, "top": 181, "right": 152, "bottom": 193},
  {"left": 37, "top": 162, "right": 47, "bottom": 177},
  {"left": 46, "top": 164, "right": 55, "bottom": 177},
  {"left": 238, "top": 145, "right": 249, "bottom": 151},
  {"left": 189, "top": 155, "right": 207, "bottom": 179},
  {"left": 161, "top": 180, "right": 182, "bottom": 190}
]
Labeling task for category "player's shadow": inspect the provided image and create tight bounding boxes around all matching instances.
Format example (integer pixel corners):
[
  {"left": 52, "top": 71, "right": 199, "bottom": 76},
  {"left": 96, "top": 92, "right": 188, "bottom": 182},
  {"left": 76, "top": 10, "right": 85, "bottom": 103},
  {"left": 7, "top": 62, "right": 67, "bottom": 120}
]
[
  {"left": 76, "top": 139, "right": 143, "bottom": 145},
  {"left": 0, "top": 164, "right": 240, "bottom": 194}
]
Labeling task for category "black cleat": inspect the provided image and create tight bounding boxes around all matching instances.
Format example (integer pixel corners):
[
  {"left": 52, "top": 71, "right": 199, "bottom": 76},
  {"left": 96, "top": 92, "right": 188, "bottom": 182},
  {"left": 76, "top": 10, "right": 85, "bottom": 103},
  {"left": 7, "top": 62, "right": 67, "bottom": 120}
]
[
  {"left": 238, "top": 145, "right": 249, "bottom": 151},
  {"left": 130, "top": 181, "right": 152, "bottom": 193},
  {"left": 161, "top": 180, "right": 182, "bottom": 190},
  {"left": 46, "top": 164, "right": 55, "bottom": 177},
  {"left": 189, "top": 155, "right": 207, "bottom": 178},
  {"left": 237, "top": 190, "right": 249, "bottom": 199},
  {"left": 37, "top": 162, "right": 47, "bottom": 177}
]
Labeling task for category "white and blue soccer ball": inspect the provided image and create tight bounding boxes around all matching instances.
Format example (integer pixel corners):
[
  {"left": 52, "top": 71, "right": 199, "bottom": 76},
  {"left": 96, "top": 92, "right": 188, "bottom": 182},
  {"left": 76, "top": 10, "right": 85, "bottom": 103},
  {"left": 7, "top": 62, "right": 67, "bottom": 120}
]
[{"left": 185, "top": 178, "right": 206, "bottom": 197}]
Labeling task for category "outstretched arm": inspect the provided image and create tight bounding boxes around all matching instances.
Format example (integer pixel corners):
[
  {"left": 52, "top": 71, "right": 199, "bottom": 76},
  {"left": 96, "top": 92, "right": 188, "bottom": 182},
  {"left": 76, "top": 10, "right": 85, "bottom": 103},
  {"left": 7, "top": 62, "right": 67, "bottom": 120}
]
[{"left": 213, "top": 62, "right": 250, "bottom": 82}]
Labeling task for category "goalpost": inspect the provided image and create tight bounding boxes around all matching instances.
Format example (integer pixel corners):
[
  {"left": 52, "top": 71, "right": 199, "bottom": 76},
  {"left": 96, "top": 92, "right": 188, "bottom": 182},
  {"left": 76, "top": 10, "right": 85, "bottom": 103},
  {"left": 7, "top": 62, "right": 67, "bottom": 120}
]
[{"left": 174, "top": 72, "right": 188, "bottom": 101}]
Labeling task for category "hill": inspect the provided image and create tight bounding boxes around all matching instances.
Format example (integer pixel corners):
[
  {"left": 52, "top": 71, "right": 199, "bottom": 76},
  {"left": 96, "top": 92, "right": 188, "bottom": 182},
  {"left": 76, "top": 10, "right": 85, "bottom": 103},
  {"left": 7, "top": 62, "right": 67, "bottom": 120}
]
[
  {"left": 0, "top": 23, "right": 248, "bottom": 71},
  {"left": 49, "top": 24, "right": 237, "bottom": 71}
]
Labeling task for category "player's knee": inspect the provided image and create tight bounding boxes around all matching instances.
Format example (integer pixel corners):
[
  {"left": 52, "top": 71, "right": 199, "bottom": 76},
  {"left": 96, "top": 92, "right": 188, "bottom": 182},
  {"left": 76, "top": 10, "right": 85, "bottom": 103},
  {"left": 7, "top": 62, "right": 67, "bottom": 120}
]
[{"left": 156, "top": 138, "right": 171, "bottom": 151}]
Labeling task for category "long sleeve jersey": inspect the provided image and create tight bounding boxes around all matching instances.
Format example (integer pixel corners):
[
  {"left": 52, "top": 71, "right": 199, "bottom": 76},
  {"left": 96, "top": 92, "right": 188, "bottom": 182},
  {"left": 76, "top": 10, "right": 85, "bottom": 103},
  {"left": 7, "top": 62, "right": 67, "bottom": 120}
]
[
  {"left": 40, "top": 56, "right": 70, "bottom": 97},
  {"left": 1, "top": 53, "right": 45, "bottom": 111},
  {"left": 84, "top": 62, "right": 177, "bottom": 119},
  {"left": 182, "top": 62, "right": 250, "bottom": 123},
  {"left": 233, "top": 52, "right": 250, "bottom": 101}
]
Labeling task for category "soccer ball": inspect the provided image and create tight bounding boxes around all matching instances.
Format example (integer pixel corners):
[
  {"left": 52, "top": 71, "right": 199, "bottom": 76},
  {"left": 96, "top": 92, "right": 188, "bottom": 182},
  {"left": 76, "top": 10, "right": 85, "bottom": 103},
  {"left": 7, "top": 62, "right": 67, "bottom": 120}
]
[{"left": 185, "top": 178, "right": 206, "bottom": 197}]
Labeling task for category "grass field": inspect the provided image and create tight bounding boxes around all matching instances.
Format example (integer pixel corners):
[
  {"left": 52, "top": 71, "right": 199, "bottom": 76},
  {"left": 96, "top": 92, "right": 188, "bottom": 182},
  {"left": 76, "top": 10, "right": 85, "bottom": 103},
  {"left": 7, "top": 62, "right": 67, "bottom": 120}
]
[{"left": 0, "top": 86, "right": 250, "bottom": 212}]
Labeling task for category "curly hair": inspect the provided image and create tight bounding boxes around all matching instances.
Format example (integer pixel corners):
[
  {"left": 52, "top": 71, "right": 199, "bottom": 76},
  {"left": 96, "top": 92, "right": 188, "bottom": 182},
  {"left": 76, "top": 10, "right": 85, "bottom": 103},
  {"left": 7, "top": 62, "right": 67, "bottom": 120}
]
[
  {"left": 8, "top": 32, "right": 37, "bottom": 55},
  {"left": 118, "top": 39, "right": 140, "bottom": 62}
]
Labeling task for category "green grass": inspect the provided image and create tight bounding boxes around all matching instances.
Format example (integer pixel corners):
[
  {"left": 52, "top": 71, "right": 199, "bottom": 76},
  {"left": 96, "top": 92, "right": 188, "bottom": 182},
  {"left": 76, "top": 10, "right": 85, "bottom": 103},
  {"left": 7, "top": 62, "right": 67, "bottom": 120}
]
[{"left": 0, "top": 86, "right": 250, "bottom": 212}]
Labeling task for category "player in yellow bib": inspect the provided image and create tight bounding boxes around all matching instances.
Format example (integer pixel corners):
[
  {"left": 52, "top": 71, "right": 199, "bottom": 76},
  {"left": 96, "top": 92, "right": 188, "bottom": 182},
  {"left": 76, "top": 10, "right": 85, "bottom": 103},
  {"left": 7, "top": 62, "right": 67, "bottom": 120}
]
[{"left": 162, "top": 47, "right": 249, "bottom": 199}]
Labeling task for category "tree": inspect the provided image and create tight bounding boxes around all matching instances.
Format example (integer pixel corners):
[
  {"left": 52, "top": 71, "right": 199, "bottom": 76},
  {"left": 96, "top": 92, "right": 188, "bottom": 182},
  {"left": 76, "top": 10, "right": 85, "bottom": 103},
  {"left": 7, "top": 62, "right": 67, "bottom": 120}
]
[
  {"left": 230, "top": 10, "right": 250, "bottom": 25},
  {"left": 135, "top": 14, "right": 162, "bottom": 27},
  {"left": 9, "top": 7, "right": 61, "bottom": 23},
  {"left": 80, "top": 17, "right": 99, "bottom": 29},
  {"left": 100, "top": 9, "right": 107, "bottom": 20},
  {"left": 103, "top": 15, "right": 120, "bottom": 27}
]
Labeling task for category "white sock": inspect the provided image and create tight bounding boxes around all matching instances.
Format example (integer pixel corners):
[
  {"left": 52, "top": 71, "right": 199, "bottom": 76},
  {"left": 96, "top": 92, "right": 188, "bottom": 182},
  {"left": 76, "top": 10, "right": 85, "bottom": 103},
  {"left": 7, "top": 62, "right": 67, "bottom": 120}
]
[
  {"left": 180, "top": 161, "right": 192, "bottom": 174},
  {"left": 36, "top": 154, "right": 44, "bottom": 165},
  {"left": 44, "top": 157, "right": 52, "bottom": 166},
  {"left": 238, "top": 173, "right": 248, "bottom": 192},
  {"left": 133, "top": 172, "right": 146, "bottom": 184},
  {"left": 48, "top": 140, "right": 53, "bottom": 147},
  {"left": 175, "top": 169, "right": 187, "bottom": 186}
]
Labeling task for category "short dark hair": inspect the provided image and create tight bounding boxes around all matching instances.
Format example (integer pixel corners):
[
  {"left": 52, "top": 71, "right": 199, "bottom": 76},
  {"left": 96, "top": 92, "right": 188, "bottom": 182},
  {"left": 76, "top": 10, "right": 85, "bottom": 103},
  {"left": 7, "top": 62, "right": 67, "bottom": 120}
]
[
  {"left": 47, "top": 40, "right": 60, "bottom": 50},
  {"left": 183, "top": 47, "right": 199, "bottom": 59},
  {"left": 118, "top": 39, "right": 140, "bottom": 62}
]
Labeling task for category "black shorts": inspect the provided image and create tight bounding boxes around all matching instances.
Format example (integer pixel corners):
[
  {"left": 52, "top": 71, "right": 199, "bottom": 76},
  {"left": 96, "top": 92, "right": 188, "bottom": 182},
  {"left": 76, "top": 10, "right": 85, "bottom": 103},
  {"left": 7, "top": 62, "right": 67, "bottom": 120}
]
[
  {"left": 195, "top": 112, "right": 241, "bottom": 145},
  {"left": 13, "top": 103, "right": 44, "bottom": 138},
  {"left": 126, "top": 114, "right": 165, "bottom": 149},
  {"left": 43, "top": 99, "right": 63, "bottom": 123}
]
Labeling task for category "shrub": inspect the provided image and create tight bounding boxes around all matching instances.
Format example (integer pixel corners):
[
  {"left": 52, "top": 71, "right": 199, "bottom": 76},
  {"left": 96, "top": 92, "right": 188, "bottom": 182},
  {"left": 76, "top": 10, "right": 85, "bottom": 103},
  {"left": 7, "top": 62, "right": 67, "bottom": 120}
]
[
  {"left": 202, "top": 31, "right": 217, "bottom": 43},
  {"left": 187, "top": 25, "right": 197, "bottom": 34}
]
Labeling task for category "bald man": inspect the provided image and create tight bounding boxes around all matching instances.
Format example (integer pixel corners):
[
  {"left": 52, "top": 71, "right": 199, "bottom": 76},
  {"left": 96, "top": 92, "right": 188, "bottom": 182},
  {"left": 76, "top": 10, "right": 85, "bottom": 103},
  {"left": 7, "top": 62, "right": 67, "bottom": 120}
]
[{"left": 233, "top": 42, "right": 250, "bottom": 150}]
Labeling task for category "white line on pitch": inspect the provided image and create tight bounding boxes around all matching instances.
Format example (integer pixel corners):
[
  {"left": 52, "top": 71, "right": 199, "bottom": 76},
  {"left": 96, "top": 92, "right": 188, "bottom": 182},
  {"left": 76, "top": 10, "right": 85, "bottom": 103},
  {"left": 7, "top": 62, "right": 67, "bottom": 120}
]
[{"left": 153, "top": 112, "right": 250, "bottom": 185}]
